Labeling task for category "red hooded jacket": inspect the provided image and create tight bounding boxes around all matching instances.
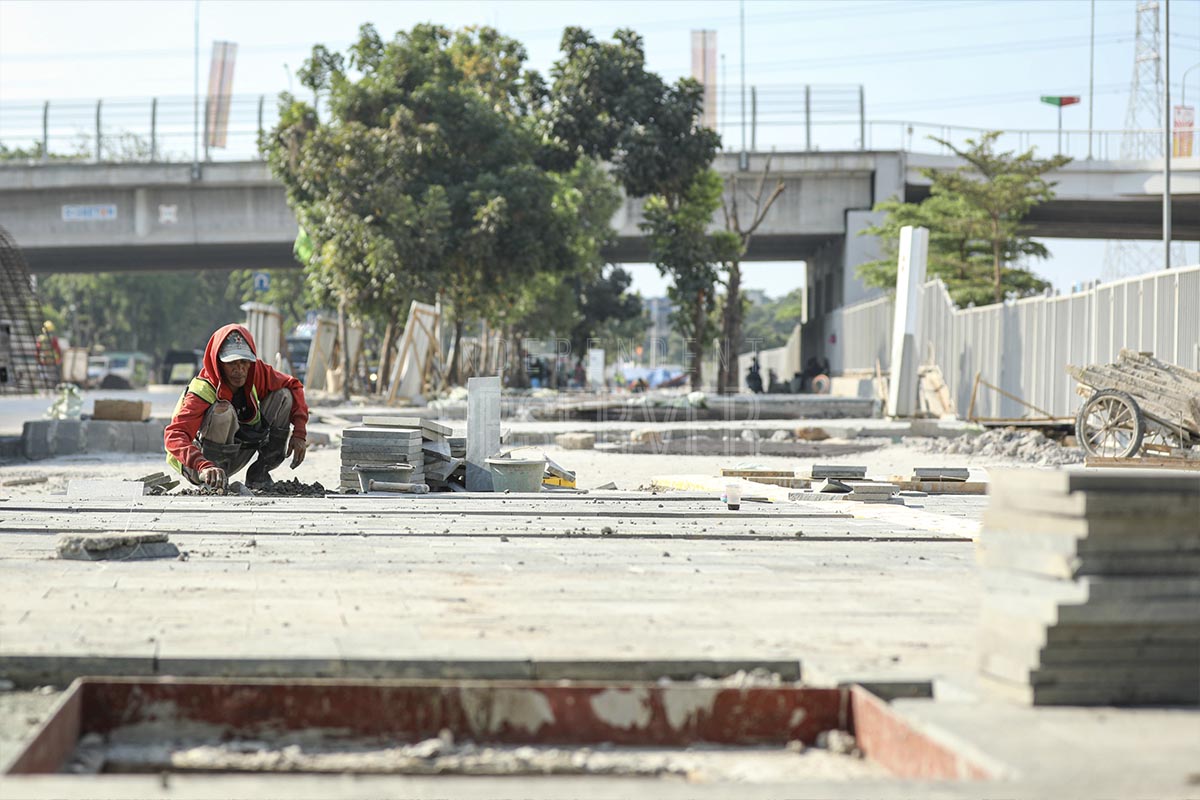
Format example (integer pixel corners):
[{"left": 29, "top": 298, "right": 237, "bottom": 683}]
[{"left": 164, "top": 323, "right": 309, "bottom": 474}]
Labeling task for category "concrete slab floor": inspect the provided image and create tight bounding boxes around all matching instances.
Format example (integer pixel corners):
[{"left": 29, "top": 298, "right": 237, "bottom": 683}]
[{"left": 0, "top": 456, "right": 1196, "bottom": 797}]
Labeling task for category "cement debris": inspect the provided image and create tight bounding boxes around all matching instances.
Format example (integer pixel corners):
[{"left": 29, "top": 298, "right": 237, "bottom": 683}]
[
  {"left": 816, "top": 730, "right": 862, "bottom": 757},
  {"left": 906, "top": 427, "right": 1083, "bottom": 466},
  {"left": 251, "top": 478, "right": 327, "bottom": 497},
  {"left": 64, "top": 732, "right": 886, "bottom": 781},
  {"left": 56, "top": 531, "right": 179, "bottom": 561}
]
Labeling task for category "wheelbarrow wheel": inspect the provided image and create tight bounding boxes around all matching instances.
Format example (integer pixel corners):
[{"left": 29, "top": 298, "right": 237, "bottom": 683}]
[{"left": 1076, "top": 389, "right": 1145, "bottom": 459}]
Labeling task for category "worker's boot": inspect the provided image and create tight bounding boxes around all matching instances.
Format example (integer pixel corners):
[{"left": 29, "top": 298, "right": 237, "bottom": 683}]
[{"left": 245, "top": 429, "right": 289, "bottom": 490}]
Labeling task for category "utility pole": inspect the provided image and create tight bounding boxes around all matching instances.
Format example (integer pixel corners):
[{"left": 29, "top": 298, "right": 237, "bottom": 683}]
[
  {"left": 1088, "top": 0, "right": 1095, "bottom": 159},
  {"left": 1163, "top": 0, "right": 1171, "bottom": 270},
  {"left": 739, "top": 0, "right": 747, "bottom": 169},
  {"left": 192, "top": 0, "right": 200, "bottom": 179}
]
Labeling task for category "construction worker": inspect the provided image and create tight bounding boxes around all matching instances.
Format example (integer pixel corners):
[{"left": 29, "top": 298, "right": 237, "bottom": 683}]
[{"left": 165, "top": 324, "right": 309, "bottom": 489}]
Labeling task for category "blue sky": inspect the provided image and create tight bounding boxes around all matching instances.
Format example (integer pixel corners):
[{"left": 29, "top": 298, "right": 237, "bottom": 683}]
[{"left": 2, "top": 0, "right": 1198, "bottom": 298}]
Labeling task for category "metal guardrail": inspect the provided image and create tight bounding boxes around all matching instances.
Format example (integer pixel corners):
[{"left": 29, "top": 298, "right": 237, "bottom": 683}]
[{"left": 4, "top": 91, "right": 1189, "bottom": 164}]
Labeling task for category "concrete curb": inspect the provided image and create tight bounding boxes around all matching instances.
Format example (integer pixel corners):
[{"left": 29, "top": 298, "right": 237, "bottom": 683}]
[
  {"left": 0, "top": 655, "right": 802, "bottom": 688},
  {"left": 19, "top": 419, "right": 166, "bottom": 460}
]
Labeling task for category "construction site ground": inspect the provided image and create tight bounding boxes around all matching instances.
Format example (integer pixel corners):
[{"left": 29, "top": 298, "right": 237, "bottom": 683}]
[{"left": 0, "top": 394, "right": 1197, "bottom": 798}]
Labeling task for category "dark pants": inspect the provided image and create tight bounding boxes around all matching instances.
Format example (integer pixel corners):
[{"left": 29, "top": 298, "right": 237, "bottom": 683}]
[{"left": 181, "top": 389, "right": 293, "bottom": 485}]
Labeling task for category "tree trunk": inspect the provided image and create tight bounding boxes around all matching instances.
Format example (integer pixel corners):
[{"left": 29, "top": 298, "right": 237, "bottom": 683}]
[
  {"left": 448, "top": 317, "right": 465, "bottom": 386},
  {"left": 337, "top": 296, "right": 351, "bottom": 401},
  {"left": 690, "top": 288, "right": 706, "bottom": 392},
  {"left": 375, "top": 318, "right": 394, "bottom": 396},
  {"left": 719, "top": 261, "right": 743, "bottom": 394},
  {"left": 992, "top": 232, "right": 1003, "bottom": 304}
]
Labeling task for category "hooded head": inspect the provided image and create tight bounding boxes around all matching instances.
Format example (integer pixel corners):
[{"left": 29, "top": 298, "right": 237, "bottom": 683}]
[{"left": 199, "top": 323, "right": 260, "bottom": 399}]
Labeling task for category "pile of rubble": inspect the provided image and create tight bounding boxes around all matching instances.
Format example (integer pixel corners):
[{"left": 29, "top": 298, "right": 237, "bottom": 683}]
[{"left": 907, "top": 427, "right": 1083, "bottom": 466}]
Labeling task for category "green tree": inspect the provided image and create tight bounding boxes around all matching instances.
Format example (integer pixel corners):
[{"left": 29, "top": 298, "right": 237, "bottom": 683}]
[
  {"left": 736, "top": 287, "right": 804, "bottom": 352},
  {"left": 643, "top": 169, "right": 739, "bottom": 391},
  {"left": 228, "top": 269, "right": 318, "bottom": 332},
  {"left": 717, "top": 158, "right": 785, "bottom": 393},
  {"left": 859, "top": 132, "right": 1068, "bottom": 305},
  {"left": 265, "top": 24, "right": 578, "bottom": 391},
  {"left": 39, "top": 271, "right": 244, "bottom": 355}
]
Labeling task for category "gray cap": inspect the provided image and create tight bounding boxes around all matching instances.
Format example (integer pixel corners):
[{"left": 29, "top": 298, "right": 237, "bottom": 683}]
[{"left": 218, "top": 331, "right": 256, "bottom": 363}]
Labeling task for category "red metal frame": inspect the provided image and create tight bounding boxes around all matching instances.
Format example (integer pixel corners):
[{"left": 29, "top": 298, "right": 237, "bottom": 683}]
[{"left": 6, "top": 678, "right": 993, "bottom": 780}]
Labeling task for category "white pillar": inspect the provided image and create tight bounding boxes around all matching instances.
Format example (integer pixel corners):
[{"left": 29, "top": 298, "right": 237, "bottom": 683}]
[
  {"left": 466, "top": 376, "right": 501, "bottom": 491},
  {"left": 887, "top": 226, "right": 928, "bottom": 417}
]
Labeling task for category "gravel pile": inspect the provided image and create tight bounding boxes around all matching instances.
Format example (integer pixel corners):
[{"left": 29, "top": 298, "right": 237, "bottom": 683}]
[{"left": 907, "top": 427, "right": 1083, "bottom": 466}]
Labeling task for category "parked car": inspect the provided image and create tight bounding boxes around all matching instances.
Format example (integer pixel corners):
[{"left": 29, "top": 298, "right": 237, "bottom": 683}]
[
  {"left": 87, "top": 352, "right": 154, "bottom": 389},
  {"left": 285, "top": 333, "right": 312, "bottom": 385},
  {"left": 160, "top": 349, "right": 203, "bottom": 384}
]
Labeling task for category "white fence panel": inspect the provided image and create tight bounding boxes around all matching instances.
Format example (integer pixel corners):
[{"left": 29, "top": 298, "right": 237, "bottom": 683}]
[{"left": 840, "top": 264, "right": 1200, "bottom": 419}]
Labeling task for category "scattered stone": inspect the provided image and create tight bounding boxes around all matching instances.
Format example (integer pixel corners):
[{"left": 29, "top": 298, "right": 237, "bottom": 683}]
[
  {"left": 630, "top": 429, "right": 663, "bottom": 446},
  {"left": 555, "top": 432, "right": 596, "bottom": 450},
  {"left": 794, "top": 426, "right": 830, "bottom": 441},
  {"left": 817, "top": 730, "right": 861, "bottom": 757},
  {"left": 57, "top": 531, "right": 179, "bottom": 561}
]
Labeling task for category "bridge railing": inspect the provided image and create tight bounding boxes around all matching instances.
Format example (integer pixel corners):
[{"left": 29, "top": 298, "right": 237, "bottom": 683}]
[
  {"left": 0, "top": 95, "right": 277, "bottom": 164},
  {"left": 0, "top": 92, "right": 1191, "bottom": 164}
]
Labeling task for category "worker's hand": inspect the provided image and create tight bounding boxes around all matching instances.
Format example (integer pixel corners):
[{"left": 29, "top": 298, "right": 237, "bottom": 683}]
[
  {"left": 198, "top": 465, "right": 227, "bottom": 488},
  {"left": 287, "top": 436, "right": 307, "bottom": 469}
]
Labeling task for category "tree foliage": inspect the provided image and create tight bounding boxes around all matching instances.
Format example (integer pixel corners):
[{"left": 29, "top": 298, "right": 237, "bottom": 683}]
[
  {"left": 39, "top": 271, "right": 244, "bottom": 354},
  {"left": 643, "top": 169, "right": 739, "bottom": 390},
  {"left": 265, "top": 23, "right": 721, "bottom": 388},
  {"left": 859, "top": 132, "right": 1069, "bottom": 306}
]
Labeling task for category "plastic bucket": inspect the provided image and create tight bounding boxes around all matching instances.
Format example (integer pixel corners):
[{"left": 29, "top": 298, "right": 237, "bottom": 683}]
[
  {"left": 485, "top": 457, "right": 545, "bottom": 493},
  {"left": 353, "top": 463, "right": 414, "bottom": 493}
]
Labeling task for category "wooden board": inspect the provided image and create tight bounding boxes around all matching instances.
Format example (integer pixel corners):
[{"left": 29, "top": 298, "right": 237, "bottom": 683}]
[{"left": 1084, "top": 456, "right": 1200, "bottom": 470}]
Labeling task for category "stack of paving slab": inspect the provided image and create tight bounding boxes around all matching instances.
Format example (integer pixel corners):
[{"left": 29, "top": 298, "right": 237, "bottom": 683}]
[
  {"left": 977, "top": 469, "right": 1200, "bottom": 706},
  {"left": 339, "top": 422, "right": 424, "bottom": 493},
  {"left": 359, "top": 417, "right": 466, "bottom": 491}
]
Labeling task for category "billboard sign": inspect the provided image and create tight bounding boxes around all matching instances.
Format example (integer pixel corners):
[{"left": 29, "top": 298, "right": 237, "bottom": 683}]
[{"left": 1173, "top": 105, "right": 1194, "bottom": 158}]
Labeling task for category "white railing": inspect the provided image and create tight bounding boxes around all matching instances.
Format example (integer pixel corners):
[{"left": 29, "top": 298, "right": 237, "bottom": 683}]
[{"left": 3, "top": 91, "right": 1192, "bottom": 164}]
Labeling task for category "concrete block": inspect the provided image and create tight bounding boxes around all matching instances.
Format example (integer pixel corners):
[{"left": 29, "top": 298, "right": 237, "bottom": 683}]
[
  {"left": 84, "top": 420, "right": 134, "bottom": 453},
  {"left": 139, "top": 421, "right": 168, "bottom": 454},
  {"left": 555, "top": 432, "right": 595, "bottom": 450},
  {"left": 92, "top": 399, "right": 151, "bottom": 421},
  {"left": 20, "top": 420, "right": 51, "bottom": 460},
  {"left": 630, "top": 429, "right": 663, "bottom": 446},
  {"left": 57, "top": 531, "right": 178, "bottom": 560},
  {"left": 52, "top": 419, "right": 87, "bottom": 457}
]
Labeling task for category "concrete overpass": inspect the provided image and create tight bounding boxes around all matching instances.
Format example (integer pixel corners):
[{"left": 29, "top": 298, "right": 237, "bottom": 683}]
[{"left": 2, "top": 151, "right": 1196, "bottom": 275}]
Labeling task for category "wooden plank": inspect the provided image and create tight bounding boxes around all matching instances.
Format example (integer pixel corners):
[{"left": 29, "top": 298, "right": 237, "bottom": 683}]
[{"left": 1084, "top": 456, "right": 1200, "bottom": 470}]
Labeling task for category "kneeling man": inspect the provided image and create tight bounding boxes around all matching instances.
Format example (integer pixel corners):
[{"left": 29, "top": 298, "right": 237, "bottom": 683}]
[{"left": 165, "top": 324, "right": 308, "bottom": 489}]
